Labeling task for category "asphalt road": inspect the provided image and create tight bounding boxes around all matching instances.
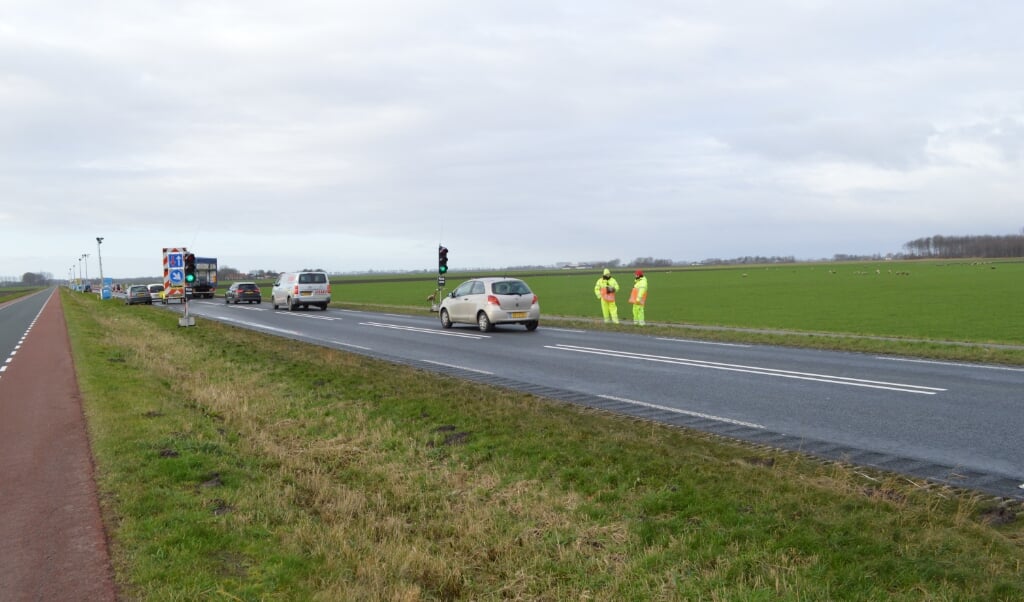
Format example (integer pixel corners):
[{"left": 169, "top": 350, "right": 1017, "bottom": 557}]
[
  {"left": 0, "top": 290, "right": 50, "bottom": 383},
  {"left": 173, "top": 298, "right": 1024, "bottom": 499}
]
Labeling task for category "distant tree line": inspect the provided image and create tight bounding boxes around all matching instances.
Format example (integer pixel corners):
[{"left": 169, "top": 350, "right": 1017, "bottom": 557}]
[
  {"left": 902, "top": 234, "right": 1024, "bottom": 258},
  {"left": 20, "top": 272, "right": 51, "bottom": 286},
  {"left": 698, "top": 256, "right": 796, "bottom": 266}
]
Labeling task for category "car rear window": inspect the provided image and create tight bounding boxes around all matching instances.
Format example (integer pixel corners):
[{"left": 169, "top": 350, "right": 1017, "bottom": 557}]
[
  {"left": 239, "top": 284, "right": 259, "bottom": 291},
  {"left": 493, "top": 281, "right": 531, "bottom": 295},
  {"left": 298, "top": 273, "right": 327, "bottom": 284}
]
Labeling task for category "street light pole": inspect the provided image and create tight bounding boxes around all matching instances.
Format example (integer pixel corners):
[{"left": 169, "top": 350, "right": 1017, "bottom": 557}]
[
  {"left": 96, "top": 237, "right": 104, "bottom": 294},
  {"left": 82, "top": 253, "right": 90, "bottom": 285}
]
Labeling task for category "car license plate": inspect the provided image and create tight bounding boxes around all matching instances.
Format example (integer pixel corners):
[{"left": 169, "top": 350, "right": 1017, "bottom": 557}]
[
  {"left": 300, "top": 291, "right": 311, "bottom": 296},
  {"left": 510, "top": 311, "right": 527, "bottom": 319}
]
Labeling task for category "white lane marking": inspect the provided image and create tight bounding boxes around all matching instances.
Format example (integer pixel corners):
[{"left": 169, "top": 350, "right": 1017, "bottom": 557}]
[
  {"left": 330, "top": 340, "right": 372, "bottom": 351},
  {"left": 878, "top": 356, "right": 1024, "bottom": 373},
  {"left": 547, "top": 344, "right": 945, "bottom": 395},
  {"left": 599, "top": 394, "right": 764, "bottom": 429},
  {"left": 657, "top": 337, "right": 751, "bottom": 348},
  {"left": 360, "top": 322, "right": 490, "bottom": 340},
  {"left": 281, "top": 313, "right": 341, "bottom": 321},
  {"left": 1, "top": 292, "right": 49, "bottom": 381},
  {"left": 217, "top": 315, "right": 303, "bottom": 337},
  {"left": 422, "top": 360, "right": 494, "bottom": 375},
  {"left": 543, "top": 327, "right": 587, "bottom": 333}
]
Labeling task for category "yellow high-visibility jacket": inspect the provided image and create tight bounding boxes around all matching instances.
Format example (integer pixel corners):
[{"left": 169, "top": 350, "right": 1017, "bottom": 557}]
[
  {"left": 630, "top": 276, "right": 648, "bottom": 305},
  {"left": 595, "top": 276, "right": 619, "bottom": 301}
]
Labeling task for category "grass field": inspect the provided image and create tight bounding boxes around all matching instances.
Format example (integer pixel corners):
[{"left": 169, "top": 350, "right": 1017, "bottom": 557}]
[
  {"left": 62, "top": 284, "right": 1024, "bottom": 600},
  {"left": 0, "top": 286, "right": 42, "bottom": 304},
  {"left": 303, "top": 260, "right": 1023, "bottom": 342}
]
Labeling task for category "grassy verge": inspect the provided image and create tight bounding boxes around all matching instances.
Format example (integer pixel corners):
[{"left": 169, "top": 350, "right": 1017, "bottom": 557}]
[{"left": 64, "top": 291, "right": 1024, "bottom": 600}]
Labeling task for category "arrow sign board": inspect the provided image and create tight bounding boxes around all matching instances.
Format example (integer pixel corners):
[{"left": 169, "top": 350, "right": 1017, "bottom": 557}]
[{"left": 169, "top": 269, "right": 184, "bottom": 284}]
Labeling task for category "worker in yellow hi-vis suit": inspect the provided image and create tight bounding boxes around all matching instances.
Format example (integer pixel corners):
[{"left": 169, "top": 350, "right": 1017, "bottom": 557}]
[
  {"left": 594, "top": 268, "right": 620, "bottom": 324},
  {"left": 630, "top": 270, "right": 648, "bottom": 326}
]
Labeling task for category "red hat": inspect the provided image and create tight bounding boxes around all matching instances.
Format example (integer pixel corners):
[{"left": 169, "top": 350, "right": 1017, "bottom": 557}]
[{"left": 634, "top": 270, "right": 644, "bottom": 277}]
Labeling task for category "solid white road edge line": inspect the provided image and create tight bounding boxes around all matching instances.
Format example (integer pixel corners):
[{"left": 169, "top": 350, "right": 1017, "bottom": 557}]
[{"left": 878, "top": 356, "right": 1024, "bottom": 373}]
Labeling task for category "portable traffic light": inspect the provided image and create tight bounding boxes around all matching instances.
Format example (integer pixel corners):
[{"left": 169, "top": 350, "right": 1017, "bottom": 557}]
[
  {"left": 184, "top": 253, "right": 197, "bottom": 283},
  {"left": 438, "top": 246, "right": 449, "bottom": 274}
]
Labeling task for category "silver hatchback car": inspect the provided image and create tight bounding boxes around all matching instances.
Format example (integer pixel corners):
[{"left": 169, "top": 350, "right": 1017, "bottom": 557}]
[{"left": 439, "top": 277, "right": 540, "bottom": 332}]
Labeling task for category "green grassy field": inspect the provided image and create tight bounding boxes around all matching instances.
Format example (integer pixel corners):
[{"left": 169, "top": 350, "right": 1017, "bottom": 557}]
[
  {"left": 0, "top": 286, "right": 43, "bottom": 304},
  {"left": 62, "top": 281, "right": 1024, "bottom": 600},
  {"left": 230, "top": 260, "right": 1024, "bottom": 365},
  {"left": 308, "top": 260, "right": 1024, "bottom": 344}
]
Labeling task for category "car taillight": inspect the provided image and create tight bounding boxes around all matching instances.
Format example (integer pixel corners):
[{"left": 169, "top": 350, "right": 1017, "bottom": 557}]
[
  {"left": 486, "top": 295, "right": 500, "bottom": 306},
  {"left": 532, "top": 295, "right": 539, "bottom": 305},
  {"left": 327, "top": 284, "right": 331, "bottom": 293},
  {"left": 293, "top": 285, "right": 299, "bottom": 295}
]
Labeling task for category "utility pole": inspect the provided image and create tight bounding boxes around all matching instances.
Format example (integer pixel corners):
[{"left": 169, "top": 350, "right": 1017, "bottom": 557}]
[{"left": 81, "top": 253, "right": 89, "bottom": 285}]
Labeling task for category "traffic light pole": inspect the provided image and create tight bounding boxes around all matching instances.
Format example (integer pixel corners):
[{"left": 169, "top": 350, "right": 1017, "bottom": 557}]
[
  {"left": 178, "top": 297, "right": 196, "bottom": 327},
  {"left": 430, "top": 245, "right": 449, "bottom": 312},
  {"left": 178, "top": 249, "right": 197, "bottom": 326}
]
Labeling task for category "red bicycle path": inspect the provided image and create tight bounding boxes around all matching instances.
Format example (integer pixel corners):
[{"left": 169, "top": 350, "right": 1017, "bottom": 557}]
[{"left": 0, "top": 291, "right": 117, "bottom": 601}]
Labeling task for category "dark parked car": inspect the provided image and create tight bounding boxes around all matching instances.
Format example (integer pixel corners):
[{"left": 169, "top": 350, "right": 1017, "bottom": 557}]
[
  {"left": 225, "top": 282, "right": 262, "bottom": 304},
  {"left": 124, "top": 285, "right": 152, "bottom": 305}
]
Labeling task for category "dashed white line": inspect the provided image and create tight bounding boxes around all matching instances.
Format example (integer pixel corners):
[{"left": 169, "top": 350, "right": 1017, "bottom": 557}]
[
  {"left": 598, "top": 394, "right": 764, "bottom": 429},
  {"left": 330, "top": 340, "right": 372, "bottom": 351},
  {"left": 657, "top": 337, "right": 751, "bottom": 348},
  {"left": 361, "top": 322, "right": 490, "bottom": 339},
  {"left": 422, "top": 360, "right": 494, "bottom": 375}
]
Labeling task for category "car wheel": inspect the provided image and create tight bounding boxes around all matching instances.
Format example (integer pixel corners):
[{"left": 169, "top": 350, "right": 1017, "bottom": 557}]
[
  {"left": 477, "top": 311, "right": 493, "bottom": 332},
  {"left": 225, "top": 297, "right": 229, "bottom": 304},
  {"left": 525, "top": 321, "right": 539, "bottom": 331},
  {"left": 272, "top": 298, "right": 278, "bottom": 309},
  {"left": 234, "top": 299, "right": 239, "bottom": 304},
  {"left": 321, "top": 303, "right": 328, "bottom": 311},
  {"left": 440, "top": 309, "right": 452, "bottom": 329},
  {"left": 288, "top": 297, "right": 296, "bottom": 311},
  {"left": 256, "top": 299, "right": 261, "bottom": 304}
]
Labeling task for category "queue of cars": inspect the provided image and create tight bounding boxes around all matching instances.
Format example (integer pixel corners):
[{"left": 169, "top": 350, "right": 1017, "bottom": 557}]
[{"left": 121, "top": 270, "right": 543, "bottom": 332}]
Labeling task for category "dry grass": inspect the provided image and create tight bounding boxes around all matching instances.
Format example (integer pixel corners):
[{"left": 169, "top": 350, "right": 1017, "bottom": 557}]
[{"left": 65, "top": 291, "right": 1024, "bottom": 600}]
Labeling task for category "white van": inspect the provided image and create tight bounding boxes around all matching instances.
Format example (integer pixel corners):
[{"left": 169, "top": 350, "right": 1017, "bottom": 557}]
[{"left": 271, "top": 271, "right": 332, "bottom": 311}]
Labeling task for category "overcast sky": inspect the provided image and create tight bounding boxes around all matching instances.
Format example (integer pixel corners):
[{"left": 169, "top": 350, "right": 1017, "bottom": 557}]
[{"left": 2, "top": 1, "right": 1022, "bottom": 280}]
